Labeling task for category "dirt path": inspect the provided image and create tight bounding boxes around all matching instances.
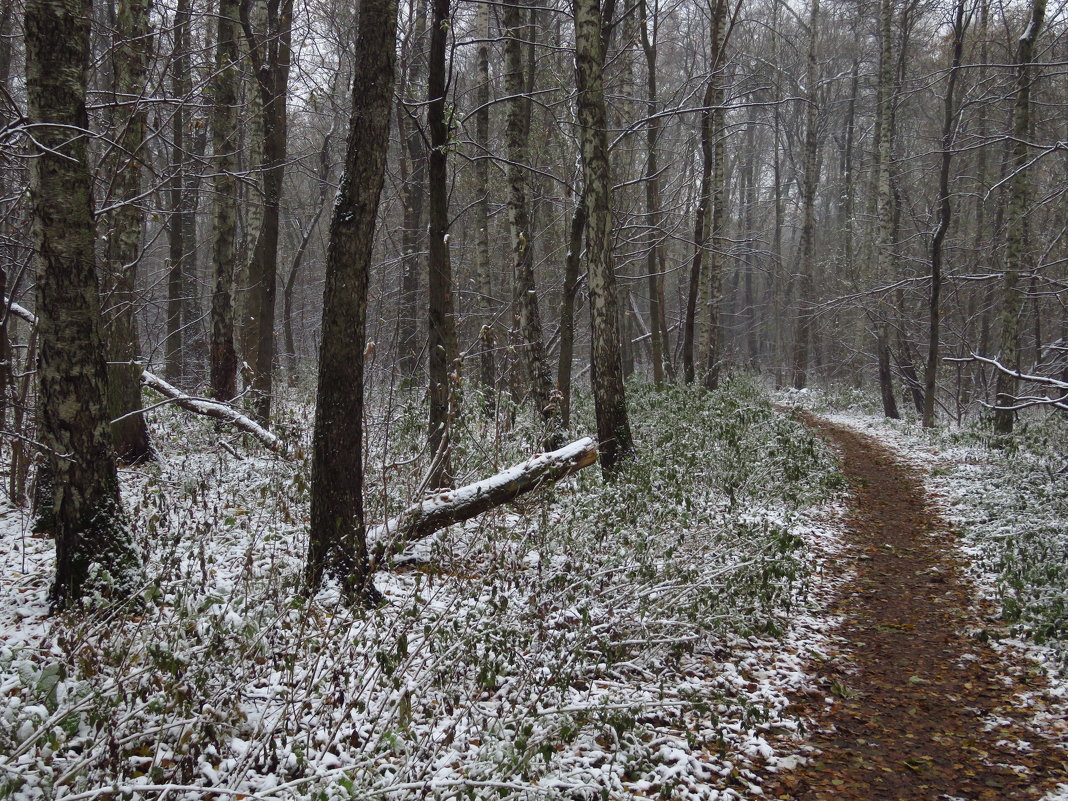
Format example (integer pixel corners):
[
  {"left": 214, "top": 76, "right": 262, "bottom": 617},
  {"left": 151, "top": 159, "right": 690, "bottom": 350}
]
[{"left": 764, "top": 416, "right": 1067, "bottom": 800}]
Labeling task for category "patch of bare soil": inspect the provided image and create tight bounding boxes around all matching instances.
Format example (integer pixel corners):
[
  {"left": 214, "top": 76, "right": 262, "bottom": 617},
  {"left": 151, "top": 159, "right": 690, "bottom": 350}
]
[{"left": 763, "top": 415, "right": 1068, "bottom": 800}]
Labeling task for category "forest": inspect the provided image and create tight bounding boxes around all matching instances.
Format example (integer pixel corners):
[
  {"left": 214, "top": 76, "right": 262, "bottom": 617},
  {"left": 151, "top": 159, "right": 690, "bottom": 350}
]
[{"left": 1, "top": 0, "right": 1067, "bottom": 796}]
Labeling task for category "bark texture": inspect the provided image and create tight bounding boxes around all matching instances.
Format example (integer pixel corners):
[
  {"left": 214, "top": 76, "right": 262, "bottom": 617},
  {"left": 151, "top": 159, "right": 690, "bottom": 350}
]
[
  {"left": 26, "top": 0, "right": 138, "bottom": 608},
  {"left": 240, "top": 0, "right": 293, "bottom": 424},
  {"left": 103, "top": 0, "right": 153, "bottom": 463},
  {"left": 993, "top": 0, "right": 1046, "bottom": 434},
  {"left": 306, "top": 0, "right": 398, "bottom": 597},
  {"left": 426, "top": 0, "right": 460, "bottom": 488},
  {"left": 574, "top": 0, "right": 633, "bottom": 474},
  {"left": 505, "top": 0, "right": 557, "bottom": 434},
  {"left": 209, "top": 0, "right": 240, "bottom": 401}
]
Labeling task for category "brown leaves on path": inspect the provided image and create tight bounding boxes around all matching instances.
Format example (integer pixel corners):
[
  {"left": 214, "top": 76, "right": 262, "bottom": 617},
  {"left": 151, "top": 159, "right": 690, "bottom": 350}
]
[{"left": 762, "top": 415, "right": 1068, "bottom": 800}]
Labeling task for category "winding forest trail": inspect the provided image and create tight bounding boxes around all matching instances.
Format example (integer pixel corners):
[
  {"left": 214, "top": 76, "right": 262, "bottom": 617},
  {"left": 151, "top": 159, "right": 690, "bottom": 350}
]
[{"left": 763, "top": 415, "right": 1068, "bottom": 800}]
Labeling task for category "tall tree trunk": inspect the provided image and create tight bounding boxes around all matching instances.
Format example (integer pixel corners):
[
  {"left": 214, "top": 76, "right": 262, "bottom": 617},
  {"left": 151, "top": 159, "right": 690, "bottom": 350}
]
[
  {"left": 574, "top": 0, "right": 633, "bottom": 475},
  {"left": 397, "top": 0, "right": 428, "bottom": 378},
  {"left": 307, "top": 0, "right": 398, "bottom": 600},
  {"left": 166, "top": 0, "right": 191, "bottom": 384},
  {"left": 874, "top": 0, "right": 899, "bottom": 419},
  {"left": 474, "top": 0, "right": 494, "bottom": 394},
  {"left": 557, "top": 192, "right": 586, "bottom": 429},
  {"left": 26, "top": 0, "right": 138, "bottom": 608},
  {"left": 741, "top": 95, "right": 759, "bottom": 367},
  {"left": 505, "top": 0, "right": 556, "bottom": 432},
  {"left": 426, "top": 0, "right": 460, "bottom": 488},
  {"left": 102, "top": 0, "right": 153, "bottom": 463},
  {"left": 240, "top": 0, "right": 293, "bottom": 425},
  {"left": 210, "top": 0, "right": 240, "bottom": 401},
  {"left": 993, "top": 0, "right": 1046, "bottom": 434},
  {"left": 683, "top": 81, "right": 714, "bottom": 384},
  {"left": 700, "top": 0, "right": 729, "bottom": 391},
  {"left": 639, "top": 0, "right": 667, "bottom": 386},
  {"left": 923, "top": 0, "right": 967, "bottom": 427},
  {"left": 791, "top": 0, "right": 820, "bottom": 390}
]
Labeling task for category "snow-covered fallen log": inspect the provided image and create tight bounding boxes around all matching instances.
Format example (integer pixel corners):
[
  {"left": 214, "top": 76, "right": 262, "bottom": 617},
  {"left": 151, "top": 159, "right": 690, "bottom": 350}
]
[
  {"left": 369, "top": 437, "right": 597, "bottom": 559},
  {"left": 3, "top": 297, "right": 285, "bottom": 454}
]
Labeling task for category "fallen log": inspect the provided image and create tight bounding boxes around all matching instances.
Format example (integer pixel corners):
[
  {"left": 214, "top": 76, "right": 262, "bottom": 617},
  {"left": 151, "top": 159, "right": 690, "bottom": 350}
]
[
  {"left": 369, "top": 436, "right": 597, "bottom": 560},
  {"left": 4, "top": 297, "right": 286, "bottom": 454}
]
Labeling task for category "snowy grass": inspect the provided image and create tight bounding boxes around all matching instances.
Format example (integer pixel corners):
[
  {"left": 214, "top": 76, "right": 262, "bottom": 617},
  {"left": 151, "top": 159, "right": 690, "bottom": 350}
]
[{"left": 0, "top": 378, "right": 842, "bottom": 800}]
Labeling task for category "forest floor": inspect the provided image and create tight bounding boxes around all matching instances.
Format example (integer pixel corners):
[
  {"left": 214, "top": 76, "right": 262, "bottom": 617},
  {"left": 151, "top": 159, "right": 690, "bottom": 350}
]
[{"left": 761, "top": 413, "right": 1068, "bottom": 800}]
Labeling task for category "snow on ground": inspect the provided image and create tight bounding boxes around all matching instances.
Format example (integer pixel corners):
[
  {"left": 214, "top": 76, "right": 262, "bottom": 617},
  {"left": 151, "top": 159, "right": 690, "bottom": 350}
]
[{"left": 0, "top": 380, "right": 850, "bottom": 800}]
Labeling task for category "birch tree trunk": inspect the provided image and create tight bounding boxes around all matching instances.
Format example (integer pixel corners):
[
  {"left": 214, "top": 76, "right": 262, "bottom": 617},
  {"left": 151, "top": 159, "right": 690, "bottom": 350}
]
[
  {"left": 574, "top": 0, "right": 633, "bottom": 474},
  {"left": 26, "top": 0, "right": 138, "bottom": 608},
  {"left": 307, "top": 0, "right": 398, "bottom": 599}
]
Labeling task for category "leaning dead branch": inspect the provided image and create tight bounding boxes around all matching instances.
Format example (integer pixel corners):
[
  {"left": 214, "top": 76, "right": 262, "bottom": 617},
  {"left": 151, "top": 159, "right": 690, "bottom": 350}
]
[
  {"left": 3, "top": 297, "right": 286, "bottom": 454},
  {"left": 370, "top": 437, "right": 598, "bottom": 562}
]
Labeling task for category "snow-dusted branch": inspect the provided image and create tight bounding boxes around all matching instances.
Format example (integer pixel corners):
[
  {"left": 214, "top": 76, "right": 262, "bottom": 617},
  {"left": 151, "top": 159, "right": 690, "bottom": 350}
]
[
  {"left": 369, "top": 437, "right": 598, "bottom": 558},
  {"left": 3, "top": 297, "right": 286, "bottom": 454},
  {"left": 139, "top": 371, "right": 285, "bottom": 453},
  {"left": 946, "top": 353, "right": 1068, "bottom": 411}
]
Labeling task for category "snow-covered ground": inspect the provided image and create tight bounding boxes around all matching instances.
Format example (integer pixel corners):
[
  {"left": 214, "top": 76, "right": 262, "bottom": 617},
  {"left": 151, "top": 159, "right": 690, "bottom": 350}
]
[{"left": 0, "top": 380, "right": 851, "bottom": 800}]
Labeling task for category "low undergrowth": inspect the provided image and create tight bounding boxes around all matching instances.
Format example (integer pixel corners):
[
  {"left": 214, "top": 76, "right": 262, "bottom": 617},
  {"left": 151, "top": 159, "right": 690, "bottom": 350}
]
[{"left": 0, "top": 378, "right": 840, "bottom": 800}]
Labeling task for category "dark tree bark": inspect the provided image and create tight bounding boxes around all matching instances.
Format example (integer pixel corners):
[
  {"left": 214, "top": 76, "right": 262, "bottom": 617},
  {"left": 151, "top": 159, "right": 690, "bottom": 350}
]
[
  {"left": 165, "top": 0, "right": 191, "bottom": 385},
  {"left": 426, "top": 0, "right": 460, "bottom": 488},
  {"left": 791, "top": 0, "right": 820, "bottom": 390},
  {"left": 574, "top": 0, "right": 633, "bottom": 475},
  {"left": 557, "top": 192, "right": 586, "bottom": 429},
  {"left": 474, "top": 0, "right": 494, "bottom": 394},
  {"left": 397, "top": 0, "right": 428, "bottom": 378},
  {"left": 209, "top": 0, "right": 240, "bottom": 401},
  {"left": 993, "top": 0, "right": 1046, "bottom": 434},
  {"left": 102, "top": 0, "right": 153, "bottom": 463},
  {"left": 306, "top": 0, "right": 398, "bottom": 598},
  {"left": 923, "top": 0, "right": 966, "bottom": 428},
  {"left": 240, "top": 0, "right": 293, "bottom": 425},
  {"left": 873, "top": 0, "right": 899, "bottom": 420},
  {"left": 700, "top": 0, "right": 729, "bottom": 391},
  {"left": 638, "top": 0, "right": 669, "bottom": 385},
  {"left": 26, "top": 0, "right": 138, "bottom": 609}
]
